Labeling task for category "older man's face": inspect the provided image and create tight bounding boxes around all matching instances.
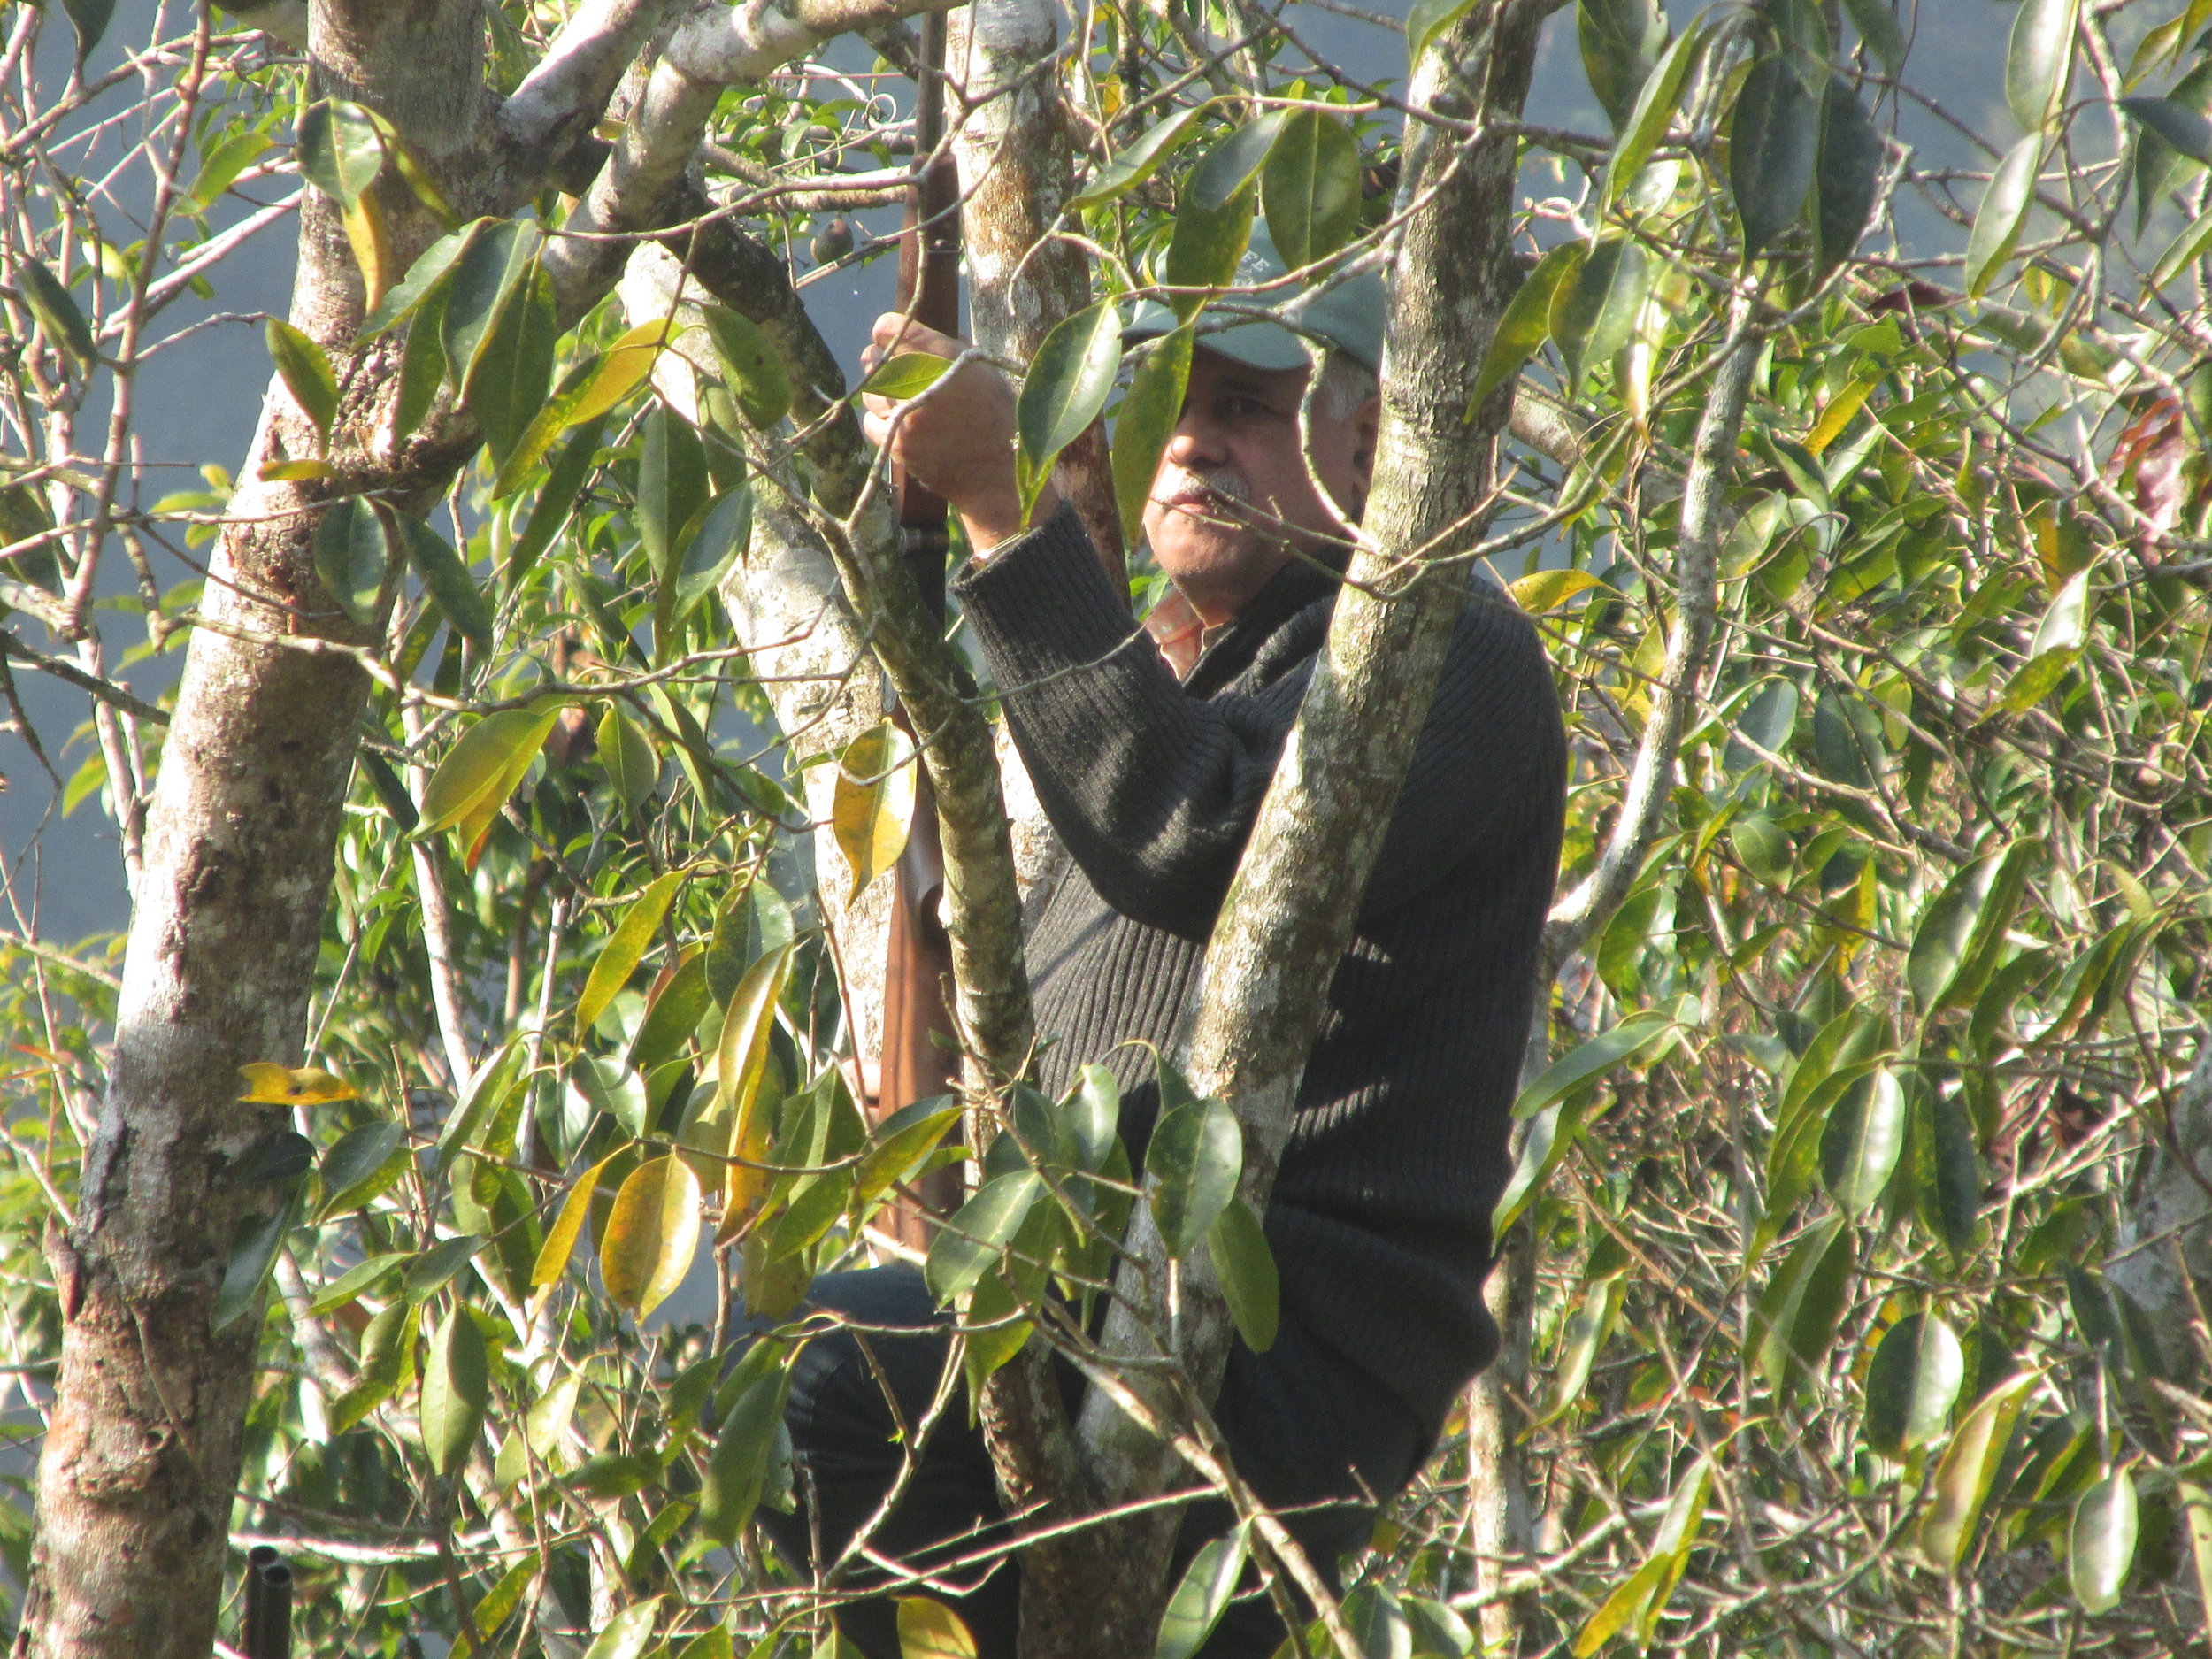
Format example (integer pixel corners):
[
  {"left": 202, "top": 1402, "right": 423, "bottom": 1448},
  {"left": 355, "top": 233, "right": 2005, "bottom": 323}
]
[{"left": 1141, "top": 347, "right": 1379, "bottom": 627}]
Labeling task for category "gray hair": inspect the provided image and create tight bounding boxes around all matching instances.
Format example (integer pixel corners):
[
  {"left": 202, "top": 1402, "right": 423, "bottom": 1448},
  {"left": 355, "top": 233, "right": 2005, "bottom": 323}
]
[{"left": 1313, "top": 349, "right": 1379, "bottom": 424}]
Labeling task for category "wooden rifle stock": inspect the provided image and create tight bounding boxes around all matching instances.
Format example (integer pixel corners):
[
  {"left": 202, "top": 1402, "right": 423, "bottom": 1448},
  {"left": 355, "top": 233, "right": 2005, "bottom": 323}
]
[{"left": 876, "top": 11, "right": 964, "bottom": 1248}]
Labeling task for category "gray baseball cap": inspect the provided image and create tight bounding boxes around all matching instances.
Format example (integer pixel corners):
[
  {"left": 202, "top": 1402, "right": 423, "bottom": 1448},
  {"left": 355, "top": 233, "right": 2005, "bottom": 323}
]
[{"left": 1124, "top": 222, "right": 1386, "bottom": 375}]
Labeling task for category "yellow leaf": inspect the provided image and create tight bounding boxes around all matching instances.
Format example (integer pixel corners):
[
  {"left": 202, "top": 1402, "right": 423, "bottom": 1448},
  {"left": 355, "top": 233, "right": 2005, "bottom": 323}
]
[
  {"left": 238, "top": 1062, "right": 358, "bottom": 1105},
  {"left": 419, "top": 706, "right": 563, "bottom": 834},
  {"left": 897, "top": 1598, "right": 979, "bottom": 1659},
  {"left": 576, "top": 868, "right": 686, "bottom": 1035},
  {"left": 710, "top": 942, "right": 795, "bottom": 1241},
  {"left": 257, "top": 458, "right": 334, "bottom": 482},
  {"left": 832, "top": 724, "right": 918, "bottom": 901},
  {"left": 598, "top": 1153, "right": 702, "bottom": 1319},
  {"left": 1508, "top": 568, "right": 1607, "bottom": 614},
  {"left": 1803, "top": 378, "right": 1875, "bottom": 457},
  {"left": 530, "top": 1152, "right": 617, "bottom": 1290},
  {"left": 493, "top": 316, "right": 673, "bottom": 496},
  {"left": 343, "top": 192, "right": 393, "bottom": 312}
]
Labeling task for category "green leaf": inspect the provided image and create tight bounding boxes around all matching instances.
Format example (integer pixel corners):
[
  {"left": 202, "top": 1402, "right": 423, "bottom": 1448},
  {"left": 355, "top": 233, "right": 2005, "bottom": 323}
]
[
  {"left": 1965, "top": 136, "right": 2041, "bottom": 298},
  {"left": 1073, "top": 104, "right": 1210, "bottom": 205},
  {"left": 440, "top": 219, "right": 536, "bottom": 380},
  {"left": 1156, "top": 1527, "right": 1248, "bottom": 1659},
  {"left": 361, "top": 220, "right": 480, "bottom": 338},
  {"left": 1164, "top": 189, "right": 1256, "bottom": 319},
  {"left": 856, "top": 1102, "right": 962, "bottom": 1203},
  {"left": 1919, "top": 1092, "right": 1982, "bottom": 1259},
  {"left": 1533, "top": 1273, "right": 1626, "bottom": 1426},
  {"left": 394, "top": 286, "right": 449, "bottom": 448},
  {"left": 572, "top": 1053, "right": 651, "bottom": 1140},
  {"left": 599, "top": 1153, "right": 702, "bottom": 1319},
  {"left": 1408, "top": 0, "right": 1481, "bottom": 69},
  {"left": 672, "top": 1632, "right": 735, "bottom": 1659},
  {"left": 311, "top": 496, "right": 394, "bottom": 629},
  {"left": 1819, "top": 1066, "right": 1905, "bottom": 1217},
  {"left": 58, "top": 0, "right": 112, "bottom": 58},
  {"left": 1909, "top": 852, "right": 2008, "bottom": 1012},
  {"left": 398, "top": 514, "right": 493, "bottom": 652},
  {"left": 1190, "top": 114, "right": 1289, "bottom": 212},
  {"left": 1578, "top": 0, "right": 1669, "bottom": 129},
  {"left": 1513, "top": 1010, "right": 1673, "bottom": 1120},
  {"left": 858, "top": 352, "right": 954, "bottom": 401},
  {"left": 1751, "top": 1214, "right": 1855, "bottom": 1391},
  {"left": 2008, "top": 0, "right": 2081, "bottom": 134},
  {"left": 1111, "top": 326, "right": 1194, "bottom": 550},
  {"left": 2070, "top": 1469, "right": 2139, "bottom": 1614},
  {"left": 421, "top": 1305, "right": 490, "bottom": 1477},
  {"left": 578, "top": 869, "right": 686, "bottom": 1035},
  {"left": 450, "top": 1559, "right": 537, "bottom": 1659},
  {"left": 17, "top": 257, "right": 96, "bottom": 365},
  {"left": 1723, "top": 677, "right": 1800, "bottom": 774},
  {"left": 1731, "top": 51, "right": 1821, "bottom": 257},
  {"left": 1146, "top": 1095, "right": 1241, "bottom": 1259},
  {"left": 1999, "top": 564, "right": 2090, "bottom": 710},
  {"left": 708, "top": 941, "right": 796, "bottom": 1232},
  {"left": 495, "top": 320, "right": 668, "bottom": 498},
  {"left": 897, "top": 1597, "right": 979, "bottom": 1659},
  {"left": 702, "top": 305, "right": 794, "bottom": 429},
  {"left": 832, "top": 725, "right": 918, "bottom": 902},
  {"left": 1863, "top": 1310, "right": 1964, "bottom": 1456},
  {"left": 1067, "top": 1065, "right": 1122, "bottom": 1172},
  {"left": 1732, "top": 812, "right": 1793, "bottom": 883},
  {"left": 638, "top": 406, "right": 709, "bottom": 585},
  {"left": 1839, "top": 0, "right": 1905, "bottom": 73},
  {"left": 664, "top": 485, "right": 752, "bottom": 637},
  {"left": 598, "top": 703, "right": 659, "bottom": 818},
  {"left": 1493, "top": 1097, "right": 1582, "bottom": 1236},
  {"left": 417, "top": 706, "right": 560, "bottom": 836},
  {"left": 330, "top": 1300, "right": 419, "bottom": 1432},
  {"left": 508, "top": 413, "right": 605, "bottom": 588},
  {"left": 296, "top": 99, "right": 385, "bottom": 210},
  {"left": 1015, "top": 299, "right": 1123, "bottom": 523},
  {"left": 1471, "top": 241, "right": 1583, "bottom": 411},
  {"left": 1207, "top": 1194, "right": 1279, "bottom": 1352},
  {"left": 580, "top": 1599, "right": 664, "bottom": 1659},
  {"left": 699, "top": 1371, "right": 786, "bottom": 1544},
  {"left": 319, "top": 1121, "right": 406, "bottom": 1218},
  {"left": 2120, "top": 95, "right": 2212, "bottom": 163},
  {"left": 266, "top": 319, "right": 338, "bottom": 444},
  {"left": 1816, "top": 77, "right": 1885, "bottom": 277},
  {"left": 307, "top": 1251, "right": 406, "bottom": 1316},
  {"left": 211, "top": 1191, "right": 301, "bottom": 1331},
  {"left": 926, "top": 1171, "right": 1045, "bottom": 1302},
  {"left": 1918, "top": 1371, "right": 2039, "bottom": 1569},
  {"left": 465, "top": 263, "right": 557, "bottom": 469},
  {"left": 1548, "top": 235, "right": 1652, "bottom": 390},
  {"left": 1599, "top": 19, "right": 1702, "bottom": 216},
  {"left": 403, "top": 1234, "right": 483, "bottom": 1303},
  {"left": 1262, "top": 110, "right": 1361, "bottom": 272}
]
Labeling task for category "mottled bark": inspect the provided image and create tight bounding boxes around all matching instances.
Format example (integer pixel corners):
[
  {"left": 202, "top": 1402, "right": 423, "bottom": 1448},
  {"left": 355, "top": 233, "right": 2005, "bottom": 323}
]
[
  {"left": 15, "top": 5, "right": 491, "bottom": 1652},
  {"left": 1041, "top": 9, "right": 1549, "bottom": 1654}
]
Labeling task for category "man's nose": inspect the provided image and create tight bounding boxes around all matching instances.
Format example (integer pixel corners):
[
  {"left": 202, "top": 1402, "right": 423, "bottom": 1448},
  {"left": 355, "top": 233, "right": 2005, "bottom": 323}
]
[{"left": 1163, "top": 405, "right": 1225, "bottom": 467}]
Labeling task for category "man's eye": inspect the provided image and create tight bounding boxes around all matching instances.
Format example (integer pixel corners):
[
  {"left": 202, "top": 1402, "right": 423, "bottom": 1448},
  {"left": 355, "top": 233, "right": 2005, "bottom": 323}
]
[{"left": 1219, "top": 396, "right": 1273, "bottom": 421}]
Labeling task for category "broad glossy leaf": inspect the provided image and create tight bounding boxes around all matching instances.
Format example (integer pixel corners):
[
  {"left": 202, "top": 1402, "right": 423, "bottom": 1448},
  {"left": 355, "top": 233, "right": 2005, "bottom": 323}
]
[
  {"left": 1732, "top": 812, "right": 1793, "bottom": 883},
  {"left": 1731, "top": 53, "right": 1820, "bottom": 257},
  {"left": 2070, "top": 1470, "right": 2139, "bottom": 1614},
  {"left": 598, "top": 703, "right": 659, "bottom": 818},
  {"left": 1816, "top": 78, "right": 1885, "bottom": 276},
  {"left": 319, "top": 1121, "right": 405, "bottom": 1217},
  {"left": 440, "top": 219, "right": 539, "bottom": 390},
  {"left": 1840, "top": 0, "right": 1906, "bottom": 74},
  {"left": 266, "top": 319, "right": 338, "bottom": 443},
  {"left": 330, "top": 1301, "right": 419, "bottom": 1432},
  {"left": 1112, "top": 326, "right": 1194, "bottom": 549},
  {"left": 1919, "top": 1371, "right": 2039, "bottom": 1568},
  {"left": 1723, "top": 678, "right": 1799, "bottom": 774},
  {"left": 1208, "top": 1194, "right": 1279, "bottom": 1352},
  {"left": 1471, "top": 241, "right": 1582, "bottom": 410},
  {"left": 495, "top": 319, "right": 670, "bottom": 496},
  {"left": 1966, "top": 137, "right": 2041, "bottom": 297},
  {"left": 1262, "top": 110, "right": 1361, "bottom": 271},
  {"left": 1508, "top": 569, "right": 1603, "bottom": 614},
  {"left": 638, "top": 405, "right": 710, "bottom": 581},
  {"left": 18, "top": 258, "right": 95, "bottom": 365},
  {"left": 712, "top": 941, "right": 796, "bottom": 1231},
  {"left": 468, "top": 263, "right": 557, "bottom": 467},
  {"left": 1549, "top": 236, "right": 1651, "bottom": 389},
  {"left": 307, "top": 1251, "right": 406, "bottom": 1316},
  {"left": 833, "top": 725, "right": 918, "bottom": 900},
  {"left": 1147, "top": 1096, "right": 1242, "bottom": 1258},
  {"left": 1164, "top": 190, "right": 1256, "bottom": 319},
  {"left": 1820, "top": 1066, "right": 1905, "bottom": 1216},
  {"left": 1909, "top": 849, "right": 2007, "bottom": 1011},
  {"left": 577, "top": 869, "right": 685, "bottom": 1035},
  {"left": 417, "top": 705, "right": 558, "bottom": 835},
  {"left": 1579, "top": 0, "right": 1668, "bottom": 129},
  {"left": 897, "top": 1597, "right": 978, "bottom": 1659},
  {"left": 668, "top": 487, "right": 753, "bottom": 628},
  {"left": 361, "top": 219, "right": 480, "bottom": 337},
  {"left": 403, "top": 1234, "right": 483, "bottom": 1303},
  {"left": 2120, "top": 94, "right": 2212, "bottom": 163},
  {"left": 532, "top": 1151, "right": 619, "bottom": 1289},
  {"left": 926, "top": 1171, "right": 1045, "bottom": 1303},
  {"left": 579, "top": 1599, "right": 664, "bottom": 1659},
  {"left": 699, "top": 1371, "right": 786, "bottom": 1544},
  {"left": 1156, "top": 1527, "right": 1248, "bottom": 1659},
  {"left": 599, "top": 1153, "right": 702, "bottom": 1319},
  {"left": 1917, "top": 1091, "right": 1982, "bottom": 1258},
  {"left": 1600, "top": 20, "right": 1703, "bottom": 215},
  {"left": 421, "top": 1306, "right": 489, "bottom": 1477},
  {"left": 394, "top": 287, "right": 449, "bottom": 447},
  {"left": 507, "top": 413, "right": 604, "bottom": 587},
  {"left": 1493, "top": 1097, "right": 1581, "bottom": 1236},
  {"left": 1068, "top": 1064, "right": 1123, "bottom": 1171},
  {"left": 2008, "top": 0, "right": 2081, "bottom": 134},
  {"left": 1072, "top": 104, "right": 1209, "bottom": 205},
  {"left": 58, "top": 0, "right": 111, "bottom": 58},
  {"left": 397, "top": 514, "right": 493, "bottom": 652},
  {"left": 859, "top": 352, "right": 953, "bottom": 400},
  {"left": 296, "top": 99, "right": 384, "bottom": 209},
  {"left": 449, "top": 1559, "right": 536, "bottom": 1659},
  {"left": 1752, "top": 1214, "right": 1855, "bottom": 1391},
  {"left": 1190, "top": 114, "right": 1289, "bottom": 211},
  {"left": 1533, "top": 1274, "right": 1625, "bottom": 1426},
  {"left": 311, "top": 496, "right": 392, "bottom": 629},
  {"left": 570, "top": 1054, "right": 650, "bottom": 1141},
  {"left": 856, "top": 1102, "right": 962, "bottom": 1203},
  {"left": 702, "top": 305, "right": 793, "bottom": 428},
  {"left": 1863, "top": 1310, "right": 1964, "bottom": 1456},
  {"left": 212, "top": 1192, "right": 300, "bottom": 1331},
  {"left": 1016, "top": 300, "right": 1122, "bottom": 521},
  {"left": 1408, "top": 0, "right": 1480, "bottom": 68},
  {"left": 1513, "top": 1010, "right": 1673, "bottom": 1120}
]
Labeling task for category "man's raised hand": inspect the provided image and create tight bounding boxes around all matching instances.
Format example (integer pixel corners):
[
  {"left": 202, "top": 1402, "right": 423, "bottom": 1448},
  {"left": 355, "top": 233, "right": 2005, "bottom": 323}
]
[{"left": 858, "top": 313, "right": 1056, "bottom": 553}]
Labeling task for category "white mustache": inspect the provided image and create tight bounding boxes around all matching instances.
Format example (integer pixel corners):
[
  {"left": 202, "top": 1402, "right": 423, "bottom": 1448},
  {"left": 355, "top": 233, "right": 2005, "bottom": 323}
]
[{"left": 1156, "top": 463, "right": 1251, "bottom": 508}]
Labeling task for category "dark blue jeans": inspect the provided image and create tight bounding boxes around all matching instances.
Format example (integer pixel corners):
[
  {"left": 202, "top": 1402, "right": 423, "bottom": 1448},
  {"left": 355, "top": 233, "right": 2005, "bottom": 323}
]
[{"left": 745, "top": 1266, "right": 1426, "bottom": 1659}]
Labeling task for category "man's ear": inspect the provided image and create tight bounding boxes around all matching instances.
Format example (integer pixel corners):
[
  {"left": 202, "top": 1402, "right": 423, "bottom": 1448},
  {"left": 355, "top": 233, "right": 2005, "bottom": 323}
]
[{"left": 1353, "top": 393, "right": 1381, "bottom": 479}]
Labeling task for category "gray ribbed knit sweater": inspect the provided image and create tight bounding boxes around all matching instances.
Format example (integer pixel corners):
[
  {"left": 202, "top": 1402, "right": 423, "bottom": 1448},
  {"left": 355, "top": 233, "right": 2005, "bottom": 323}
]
[{"left": 950, "top": 505, "right": 1566, "bottom": 1432}]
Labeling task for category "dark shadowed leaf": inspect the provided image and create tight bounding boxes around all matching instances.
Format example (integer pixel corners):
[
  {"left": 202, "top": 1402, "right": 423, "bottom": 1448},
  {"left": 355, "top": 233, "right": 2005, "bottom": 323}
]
[
  {"left": 1471, "top": 241, "right": 1583, "bottom": 411},
  {"left": 1864, "top": 1310, "right": 1964, "bottom": 1456},
  {"left": 212, "top": 1192, "right": 301, "bottom": 1331},
  {"left": 926, "top": 1171, "right": 1044, "bottom": 1302},
  {"left": 311, "top": 496, "right": 393, "bottom": 628},
  {"left": 638, "top": 406, "right": 709, "bottom": 583},
  {"left": 1112, "top": 326, "right": 1194, "bottom": 548},
  {"left": 1816, "top": 77, "right": 1885, "bottom": 276},
  {"left": 597, "top": 703, "right": 659, "bottom": 818},
  {"left": 703, "top": 305, "right": 793, "bottom": 429},
  {"left": 1731, "top": 52, "right": 1820, "bottom": 257},
  {"left": 1207, "top": 1194, "right": 1279, "bottom": 1352},
  {"left": 1752, "top": 1215, "right": 1855, "bottom": 1390},
  {"left": 397, "top": 514, "right": 493, "bottom": 652},
  {"left": 1147, "top": 1096, "right": 1241, "bottom": 1258},
  {"left": 17, "top": 258, "right": 96, "bottom": 365},
  {"left": 1600, "top": 21, "right": 1705, "bottom": 215},
  {"left": 699, "top": 1371, "right": 786, "bottom": 1544},
  {"left": 1164, "top": 190, "right": 1256, "bottom": 319},
  {"left": 1550, "top": 236, "right": 1651, "bottom": 389},
  {"left": 1189, "top": 113, "right": 1289, "bottom": 211},
  {"left": 58, "top": 0, "right": 112, "bottom": 58},
  {"left": 319, "top": 1121, "right": 405, "bottom": 1217},
  {"left": 2119, "top": 95, "right": 2212, "bottom": 163},
  {"left": 1579, "top": 0, "right": 1669, "bottom": 129},
  {"left": 422, "top": 1306, "right": 489, "bottom": 1477},
  {"left": 1840, "top": 0, "right": 1906, "bottom": 73}
]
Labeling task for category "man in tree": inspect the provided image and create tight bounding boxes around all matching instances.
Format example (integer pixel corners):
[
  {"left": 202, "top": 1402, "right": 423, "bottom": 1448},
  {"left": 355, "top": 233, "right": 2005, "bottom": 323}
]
[{"left": 752, "top": 239, "right": 1567, "bottom": 1657}]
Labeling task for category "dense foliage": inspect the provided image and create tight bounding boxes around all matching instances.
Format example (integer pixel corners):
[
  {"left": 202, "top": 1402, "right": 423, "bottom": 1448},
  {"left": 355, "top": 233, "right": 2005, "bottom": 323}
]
[{"left": 3, "top": 0, "right": 2212, "bottom": 1655}]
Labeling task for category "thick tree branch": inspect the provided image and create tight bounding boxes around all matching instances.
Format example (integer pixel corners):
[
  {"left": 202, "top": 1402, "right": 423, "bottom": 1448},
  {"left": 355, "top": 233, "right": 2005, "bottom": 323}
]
[{"left": 500, "top": 0, "right": 681, "bottom": 154}]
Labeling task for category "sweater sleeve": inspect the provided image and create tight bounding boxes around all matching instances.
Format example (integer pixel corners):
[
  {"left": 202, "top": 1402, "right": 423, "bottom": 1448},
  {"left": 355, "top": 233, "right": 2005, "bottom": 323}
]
[{"left": 952, "top": 503, "right": 1562, "bottom": 939}]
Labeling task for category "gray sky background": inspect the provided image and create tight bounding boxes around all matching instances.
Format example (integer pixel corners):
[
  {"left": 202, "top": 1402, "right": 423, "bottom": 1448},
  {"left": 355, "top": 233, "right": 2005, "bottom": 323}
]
[{"left": 1, "top": 2, "right": 2022, "bottom": 944}]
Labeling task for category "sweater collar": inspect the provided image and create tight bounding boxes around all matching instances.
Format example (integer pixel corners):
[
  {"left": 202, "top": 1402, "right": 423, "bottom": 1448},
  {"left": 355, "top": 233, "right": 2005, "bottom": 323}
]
[{"left": 1182, "top": 555, "right": 1340, "bottom": 695}]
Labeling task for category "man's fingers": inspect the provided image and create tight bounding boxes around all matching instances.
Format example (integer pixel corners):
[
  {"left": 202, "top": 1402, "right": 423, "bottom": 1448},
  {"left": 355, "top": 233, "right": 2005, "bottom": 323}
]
[{"left": 870, "top": 311, "right": 963, "bottom": 359}]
